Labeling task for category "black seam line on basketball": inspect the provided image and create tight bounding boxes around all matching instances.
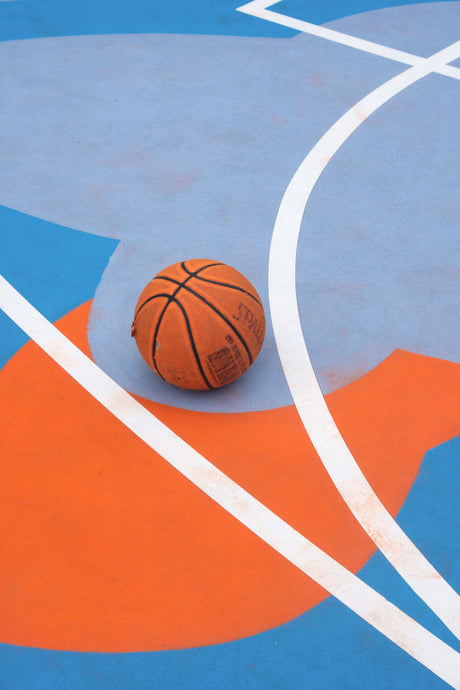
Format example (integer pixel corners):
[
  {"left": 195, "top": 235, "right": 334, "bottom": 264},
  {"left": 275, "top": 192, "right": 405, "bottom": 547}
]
[
  {"left": 134, "top": 262, "right": 223, "bottom": 322},
  {"left": 185, "top": 274, "right": 263, "bottom": 306},
  {"left": 133, "top": 293, "right": 175, "bottom": 380},
  {"left": 139, "top": 292, "right": 215, "bottom": 389},
  {"left": 181, "top": 260, "right": 223, "bottom": 277},
  {"left": 135, "top": 270, "right": 197, "bottom": 350},
  {"left": 150, "top": 273, "right": 198, "bottom": 375},
  {"left": 155, "top": 262, "right": 223, "bottom": 287},
  {"left": 148, "top": 275, "right": 254, "bottom": 366},
  {"left": 139, "top": 263, "right": 225, "bottom": 347},
  {"left": 181, "top": 261, "right": 262, "bottom": 306},
  {"left": 134, "top": 281, "right": 187, "bottom": 322},
  {"left": 158, "top": 296, "right": 215, "bottom": 390}
]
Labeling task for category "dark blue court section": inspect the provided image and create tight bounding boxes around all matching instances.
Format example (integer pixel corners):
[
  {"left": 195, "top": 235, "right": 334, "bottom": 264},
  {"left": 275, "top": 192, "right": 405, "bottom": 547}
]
[
  {"left": 0, "top": 436, "right": 458, "bottom": 689},
  {"left": 0, "top": 0, "right": 456, "bottom": 42},
  {"left": 0, "top": 0, "right": 295, "bottom": 41},
  {"left": 0, "top": 206, "right": 117, "bottom": 368}
]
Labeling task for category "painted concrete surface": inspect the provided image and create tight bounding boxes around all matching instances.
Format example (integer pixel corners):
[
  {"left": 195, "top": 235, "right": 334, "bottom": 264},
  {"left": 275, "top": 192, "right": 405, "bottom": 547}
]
[
  {"left": 0, "top": 1, "right": 458, "bottom": 688},
  {"left": 0, "top": 3, "right": 458, "bottom": 410},
  {"left": 0, "top": 436, "right": 458, "bottom": 688}
]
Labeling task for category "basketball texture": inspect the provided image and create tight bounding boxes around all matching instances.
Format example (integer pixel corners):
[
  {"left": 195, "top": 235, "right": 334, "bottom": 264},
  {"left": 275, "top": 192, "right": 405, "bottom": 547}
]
[{"left": 131, "top": 259, "right": 266, "bottom": 390}]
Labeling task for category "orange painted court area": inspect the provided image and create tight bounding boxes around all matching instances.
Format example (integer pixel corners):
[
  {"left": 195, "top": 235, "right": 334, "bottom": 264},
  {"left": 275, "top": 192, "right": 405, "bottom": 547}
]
[{"left": 0, "top": 301, "right": 458, "bottom": 652}]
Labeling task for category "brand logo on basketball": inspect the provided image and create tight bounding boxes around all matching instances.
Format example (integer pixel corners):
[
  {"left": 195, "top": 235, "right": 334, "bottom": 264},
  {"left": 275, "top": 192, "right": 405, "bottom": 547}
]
[
  {"left": 132, "top": 259, "right": 266, "bottom": 390},
  {"left": 233, "top": 302, "right": 265, "bottom": 344}
]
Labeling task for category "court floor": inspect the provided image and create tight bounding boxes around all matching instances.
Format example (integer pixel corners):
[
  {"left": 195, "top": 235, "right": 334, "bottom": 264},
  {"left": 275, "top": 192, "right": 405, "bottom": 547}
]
[{"left": 0, "top": 0, "right": 459, "bottom": 687}]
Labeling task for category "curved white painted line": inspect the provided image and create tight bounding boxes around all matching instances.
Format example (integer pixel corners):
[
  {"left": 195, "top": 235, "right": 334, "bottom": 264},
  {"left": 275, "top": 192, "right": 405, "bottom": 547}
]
[
  {"left": 0, "top": 275, "right": 459, "bottom": 686},
  {"left": 269, "top": 40, "right": 460, "bottom": 641},
  {"left": 237, "top": 0, "right": 460, "bottom": 81}
]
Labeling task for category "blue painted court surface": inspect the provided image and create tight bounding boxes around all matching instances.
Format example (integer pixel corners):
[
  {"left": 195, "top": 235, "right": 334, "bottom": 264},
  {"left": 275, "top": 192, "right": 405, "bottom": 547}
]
[
  {"left": 1, "top": 437, "right": 458, "bottom": 689},
  {"left": 0, "top": 0, "right": 458, "bottom": 688},
  {"left": 1, "top": 3, "right": 458, "bottom": 411}
]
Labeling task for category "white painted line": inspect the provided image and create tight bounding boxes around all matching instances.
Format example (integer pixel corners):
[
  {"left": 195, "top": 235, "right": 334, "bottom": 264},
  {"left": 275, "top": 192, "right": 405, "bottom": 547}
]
[
  {"left": 269, "top": 40, "right": 460, "bottom": 644},
  {"left": 237, "top": 0, "right": 460, "bottom": 80},
  {"left": 0, "top": 277, "right": 460, "bottom": 686}
]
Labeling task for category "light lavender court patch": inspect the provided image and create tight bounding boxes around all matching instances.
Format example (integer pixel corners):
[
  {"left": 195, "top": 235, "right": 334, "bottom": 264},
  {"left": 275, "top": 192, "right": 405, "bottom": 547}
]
[
  {"left": 0, "top": 3, "right": 458, "bottom": 411},
  {"left": 315, "top": 1, "right": 460, "bottom": 58},
  {"left": 295, "top": 70, "right": 460, "bottom": 394}
]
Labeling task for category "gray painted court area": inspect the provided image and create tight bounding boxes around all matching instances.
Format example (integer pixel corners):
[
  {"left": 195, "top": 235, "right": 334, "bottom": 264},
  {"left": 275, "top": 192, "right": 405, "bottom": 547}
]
[{"left": 0, "top": 3, "right": 458, "bottom": 411}]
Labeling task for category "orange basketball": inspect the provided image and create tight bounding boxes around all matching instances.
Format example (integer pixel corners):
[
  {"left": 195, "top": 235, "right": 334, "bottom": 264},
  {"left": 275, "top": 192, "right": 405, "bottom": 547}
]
[{"left": 131, "top": 259, "right": 266, "bottom": 390}]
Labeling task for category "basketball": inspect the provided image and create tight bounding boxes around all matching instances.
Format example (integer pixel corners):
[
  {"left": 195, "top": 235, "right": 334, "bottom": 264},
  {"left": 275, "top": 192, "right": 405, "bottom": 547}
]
[{"left": 131, "top": 259, "right": 266, "bottom": 390}]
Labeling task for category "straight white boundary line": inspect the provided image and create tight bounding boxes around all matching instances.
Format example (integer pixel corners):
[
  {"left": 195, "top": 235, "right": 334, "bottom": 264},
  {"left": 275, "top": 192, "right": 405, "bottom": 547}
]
[
  {"left": 0, "top": 275, "right": 460, "bottom": 686},
  {"left": 0, "top": 0, "right": 456, "bottom": 684},
  {"left": 268, "top": 39, "right": 460, "bottom": 644},
  {"left": 237, "top": 0, "right": 460, "bottom": 80}
]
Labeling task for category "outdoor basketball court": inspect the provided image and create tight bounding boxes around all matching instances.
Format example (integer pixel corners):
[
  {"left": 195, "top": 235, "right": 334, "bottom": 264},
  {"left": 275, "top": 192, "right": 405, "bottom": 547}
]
[{"left": 0, "top": 0, "right": 459, "bottom": 687}]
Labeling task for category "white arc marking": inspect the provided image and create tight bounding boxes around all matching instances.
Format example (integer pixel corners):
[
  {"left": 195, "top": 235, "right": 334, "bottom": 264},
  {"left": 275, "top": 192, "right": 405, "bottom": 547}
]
[
  {"left": 237, "top": 0, "right": 460, "bottom": 80},
  {"left": 1, "top": 277, "right": 460, "bottom": 686},
  {"left": 268, "top": 40, "right": 460, "bottom": 642}
]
